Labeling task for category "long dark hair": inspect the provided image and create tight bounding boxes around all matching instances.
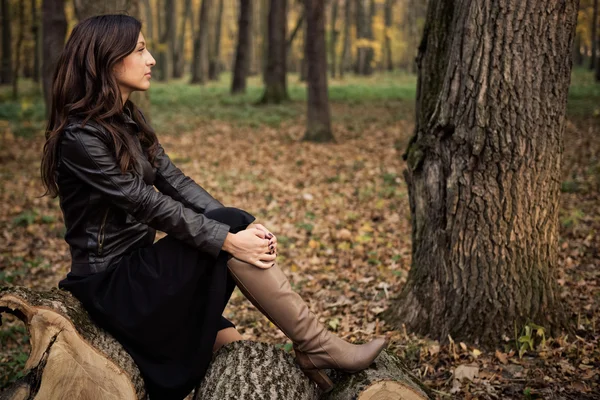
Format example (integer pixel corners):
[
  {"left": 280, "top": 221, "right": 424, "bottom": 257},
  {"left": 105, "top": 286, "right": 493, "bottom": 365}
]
[{"left": 40, "top": 14, "right": 159, "bottom": 198}]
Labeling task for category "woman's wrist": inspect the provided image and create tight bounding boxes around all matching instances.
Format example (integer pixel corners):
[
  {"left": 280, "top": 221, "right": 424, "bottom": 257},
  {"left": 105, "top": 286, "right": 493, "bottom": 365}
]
[{"left": 222, "top": 232, "right": 236, "bottom": 254}]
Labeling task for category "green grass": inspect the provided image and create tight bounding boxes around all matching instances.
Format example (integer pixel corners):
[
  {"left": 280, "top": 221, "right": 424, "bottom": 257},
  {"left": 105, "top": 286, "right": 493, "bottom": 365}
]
[{"left": 0, "top": 68, "right": 597, "bottom": 138}]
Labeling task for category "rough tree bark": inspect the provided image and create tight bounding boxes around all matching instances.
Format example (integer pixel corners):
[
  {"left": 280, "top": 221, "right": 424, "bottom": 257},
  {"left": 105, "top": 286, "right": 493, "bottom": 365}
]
[
  {"left": 329, "top": 0, "right": 339, "bottom": 78},
  {"left": 0, "top": 287, "right": 430, "bottom": 400},
  {"left": 340, "top": 0, "right": 352, "bottom": 78},
  {"left": 1, "top": 0, "right": 12, "bottom": 85},
  {"left": 231, "top": 0, "right": 253, "bottom": 94},
  {"left": 191, "top": 0, "right": 211, "bottom": 84},
  {"left": 12, "top": 0, "right": 24, "bottom": 100},
  {"left": 384, "top": 0, "right": 394, "bottom": 71},
  {"left": 209, "top": 0, "right": 225, "bottom": 81},
  {"left": 259, "top": 0, "right": 289, "bottom": 104},
  {"left": 592, "top": 0, "right": 598, "bottom": 70},
  {"left": 383, "top": 0, "right": 579, "bottom": 347},
  {"left": 42, "top": 0, "right": 67, "bottom": 117},
  {"left": 303, "top": 0, "right": 334, "bottom": 142},
  {"left": 73, "top": 0, "right": 150, "bottom": 116}
]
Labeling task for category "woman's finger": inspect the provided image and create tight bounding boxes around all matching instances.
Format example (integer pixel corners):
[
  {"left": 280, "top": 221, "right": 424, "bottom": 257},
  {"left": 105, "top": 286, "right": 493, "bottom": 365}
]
[{"left": 258, "top": 252, "right": 277, "bottom": 262}]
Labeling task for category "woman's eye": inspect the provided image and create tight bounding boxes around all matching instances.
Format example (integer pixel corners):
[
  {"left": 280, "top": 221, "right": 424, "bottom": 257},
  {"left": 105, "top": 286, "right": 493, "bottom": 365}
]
[{"left": 139, "top": 48, "right": 145, "bottom": 52}]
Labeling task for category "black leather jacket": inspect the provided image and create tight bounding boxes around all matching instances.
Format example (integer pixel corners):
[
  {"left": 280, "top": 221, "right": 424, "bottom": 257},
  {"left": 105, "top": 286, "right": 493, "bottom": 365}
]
[{"left": 57, "top": 113, "right": 230, "bottom": 275}]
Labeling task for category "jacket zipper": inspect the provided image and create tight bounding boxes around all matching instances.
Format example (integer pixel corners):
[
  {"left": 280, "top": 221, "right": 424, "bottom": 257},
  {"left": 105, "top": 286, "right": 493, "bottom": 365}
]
[{"left": 97, "top": 209, "right": 109, "bottom": 256}]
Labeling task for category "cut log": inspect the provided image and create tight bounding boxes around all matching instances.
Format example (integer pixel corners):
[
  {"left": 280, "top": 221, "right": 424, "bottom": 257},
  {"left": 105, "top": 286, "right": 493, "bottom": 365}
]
[
  {"left": 1, "top": 286, "right": 431, "bottom": 399},
  {"left": 0, "top": 286, "right": 144, "bottom": 400}
]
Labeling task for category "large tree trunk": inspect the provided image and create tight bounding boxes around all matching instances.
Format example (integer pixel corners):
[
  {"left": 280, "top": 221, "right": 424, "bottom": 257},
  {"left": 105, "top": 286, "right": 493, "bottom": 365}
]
[
  {"left": 31, "top": 0, "right": 41, "bottom": 84},
  {"left": 384, "top": 0, "right": 394, "bottom": 71},
  {"left": 73, "top": 0, "right": 149, "bottom": 116},
  {"left": 303, "top": 0, "right": 334, "bottom": 142},
  {"left": 42, "top": 0, "right": 67, "bottom": 118},
  {"left": 339, "top": 0, "right": 352, "bottom": 78},
  {"left": 191, "top": 0, "right": 211, "bottom": 84},
  {"left": 209, "top": 0, "right": 225, "bottom": 81},
  {"left": 259, "top": 0, "right": 289, "bottom": 104},
  {"left": 384, "top": 0, "right": 578, "bottom": 347},
  {"left": 174, "top": 0, "right": 192, "bottom": 78},
  {"left": 1, "top": 0, "right": 12, "bottom": 85},
  {"left": 592, "top": 0, "right": 598, "bottom": 70},
  {"left": 329, "top": 0, "right": 339, "bottom": 79},
  {"left": 231, "top": 0, "right": 253, "bottom": 94},
  {"left": 0, "top": 287, "right": 430, "bottom": 400},
  {"left": 12, "top": 0, "right": 25, "bottom": 100}
]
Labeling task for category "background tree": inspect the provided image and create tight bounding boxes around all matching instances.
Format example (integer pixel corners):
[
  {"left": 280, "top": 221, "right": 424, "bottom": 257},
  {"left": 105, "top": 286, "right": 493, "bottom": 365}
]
[
  {"left": 591, "top": 0, "right": 598, "bottom": 69},
  {"left": 209, "top": 0, "right": 225, "bottom": 81},
  {"left": 232, "top": 0, "right": 253, "bottom": 93},
  {"left": 1, "top": 0, "right": 12, "bottom": 85},
  {"left": 329, "top": 0, "right": 339, "bottom": 78},
  {"left": 259, "top": 0, "right": 289, "bottom": 104},
  {"left": 42, "top": 0, "right": 67, "bottom": 117},
  {"left": 339, "top": 0, "right": 352, "bottom": 78},
  {"left": 383, "top": 0, "right": 579, "bottom": 346},
  {"left": 384, "top": 0, "right": 394, "bottom": 71},
  {"left": 12, "top": 0, "right": 25, "bottom": 99},
  {"left": 155, "top": 0, "right": 174, "bottom": 81},
  {"left": 303, "top": 0, "right": 333, "bottom": 142},
  {"left": 354, "top": 0, "right": 374, "bottom": 75},
  {"left": 191, "top": 0, "right": 211, "bottom": 84},
  {"left": 173, "top": 0, "right": 192, "bottom": 78},
  {"left": 31, "top": 0, "right": 41, "bottom": 83}
]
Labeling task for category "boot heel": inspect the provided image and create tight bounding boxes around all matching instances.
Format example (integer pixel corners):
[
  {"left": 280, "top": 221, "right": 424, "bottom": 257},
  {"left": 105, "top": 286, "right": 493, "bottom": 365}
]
[
  {"left": 300, "top": 367, "right": 334, "bottom": 392},
  {"left": 295, "top": 350, "right": 334, "bottom": 392}
]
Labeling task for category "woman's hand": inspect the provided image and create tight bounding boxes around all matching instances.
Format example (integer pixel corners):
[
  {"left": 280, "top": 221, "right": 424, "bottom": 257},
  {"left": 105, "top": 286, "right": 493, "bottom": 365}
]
[
  {"left": 222, "top": 228, "right": 276, "bottom": 269},
  {"left": 248, "top": 223, "right": 278, "bottom": 255}
]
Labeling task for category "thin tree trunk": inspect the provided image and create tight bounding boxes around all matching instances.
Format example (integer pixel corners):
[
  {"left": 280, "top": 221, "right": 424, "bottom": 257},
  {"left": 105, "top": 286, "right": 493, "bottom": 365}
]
[
  {"left": 259, "top": 0, "right": 289, "bottom": 104},
  {"left": 363, "top": 0, "right": 375, "bottom": 75},
  {"left": 340, "top": 0, "right": 352, "bottom": 78},
  {"left": 0, "top": 0, "right": 12, "bottom": 84},
  {"left": 591, "top": 0, "right": 598, "bottom": 70},
  {"left": 232, "top": 0, "right": 253, "bottom": 93},
  {"left": 329, "top": 0, "right": 339, "bottom": 78},
  {"left": 42, "top": 0, "right": 67, "bottom": 117},
  {"left": 167, "top": 0, "right": 177, "bottom": 79},
  {"left": 573, "top": 33, "right": 583, "bottom": 66},
  {"left": 156, "top": 0, "right": 174, "bottom": 81},
  {"left": 287, "top": 11, "right": 305, "bottom": 50},
  {"left": 209, "top": 0, "right": 225, "bottom": 81},
  {"left": 173, "top": 0, "right": 192, "bottom": 78},
  {"left": 191, "top": 0, "right": 211, "bottom": 84},
  {"left": 354, "top": 0, "right": 365, "bottom": 74},
  {"left": 142, "top": 0, "right": 154, "bottom": 47},
  {"left": 299, "top": 20, "right": 308, "bottom": 82},
  {"left": 303, "top": 0, "right": 334, "bottom": 142},
  {"left": 384, "top": 0, "right": 394, "bottom": 71},
  {"left": 384, "top": 0, "right": 578, "bottom": 347},
  {"left": 31, "top": 0, "right": 41, "bottom": 83},
  {"left": 12, "top": 0, "right": 25, "bottom": 99}
]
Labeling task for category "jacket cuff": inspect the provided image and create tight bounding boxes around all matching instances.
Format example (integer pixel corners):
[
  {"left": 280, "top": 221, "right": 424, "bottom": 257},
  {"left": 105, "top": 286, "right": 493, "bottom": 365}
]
[
  {"left": 206, "top": 221, "right": 230, "bottom": 258},
  {"left": 205, "top": 199, "right": 224, "bottom": 213}
]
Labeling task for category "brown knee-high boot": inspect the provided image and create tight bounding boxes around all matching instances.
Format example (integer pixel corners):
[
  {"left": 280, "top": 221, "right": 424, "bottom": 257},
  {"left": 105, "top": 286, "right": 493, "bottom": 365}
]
[{"left": 226, "top": 257, "right": 390, "bottom": 392}]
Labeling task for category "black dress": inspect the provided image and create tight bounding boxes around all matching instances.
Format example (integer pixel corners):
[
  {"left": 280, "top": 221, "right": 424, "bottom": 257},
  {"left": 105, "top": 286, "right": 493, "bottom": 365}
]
[{"left": 59, "top": 207, "right": 255, "bottom": 400}]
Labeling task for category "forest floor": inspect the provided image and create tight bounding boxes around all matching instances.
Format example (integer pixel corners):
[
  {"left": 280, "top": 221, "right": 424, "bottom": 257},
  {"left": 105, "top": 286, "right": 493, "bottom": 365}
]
[{"left": 0, "top": 70, "right": 599, "bottom": 399}]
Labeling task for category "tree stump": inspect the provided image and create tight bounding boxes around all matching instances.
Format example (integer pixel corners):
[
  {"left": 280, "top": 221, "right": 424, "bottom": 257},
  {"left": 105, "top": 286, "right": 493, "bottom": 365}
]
[{"left": 0, "top": 286, "right": 431, "bottom": 399}]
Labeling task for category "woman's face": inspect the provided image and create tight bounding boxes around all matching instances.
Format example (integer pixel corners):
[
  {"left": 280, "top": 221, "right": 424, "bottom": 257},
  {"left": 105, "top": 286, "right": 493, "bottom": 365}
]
[{"left": 113, "top": 32, "right": 155, "bottom": 99}]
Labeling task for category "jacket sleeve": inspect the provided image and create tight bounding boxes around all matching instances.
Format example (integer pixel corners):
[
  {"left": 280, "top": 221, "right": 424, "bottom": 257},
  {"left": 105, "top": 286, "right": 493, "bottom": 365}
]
[
  {"left": 59, "top": 124, "right": 230, "bottom": 258},
  {"left": 152, "top": 142, "right": 224, "bottom": 214}
]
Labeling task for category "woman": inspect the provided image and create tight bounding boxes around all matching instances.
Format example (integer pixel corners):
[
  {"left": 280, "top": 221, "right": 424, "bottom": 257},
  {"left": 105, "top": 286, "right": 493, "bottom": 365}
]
[{"left": 40, "top": 15, "right": 388, "bottom": 400}]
